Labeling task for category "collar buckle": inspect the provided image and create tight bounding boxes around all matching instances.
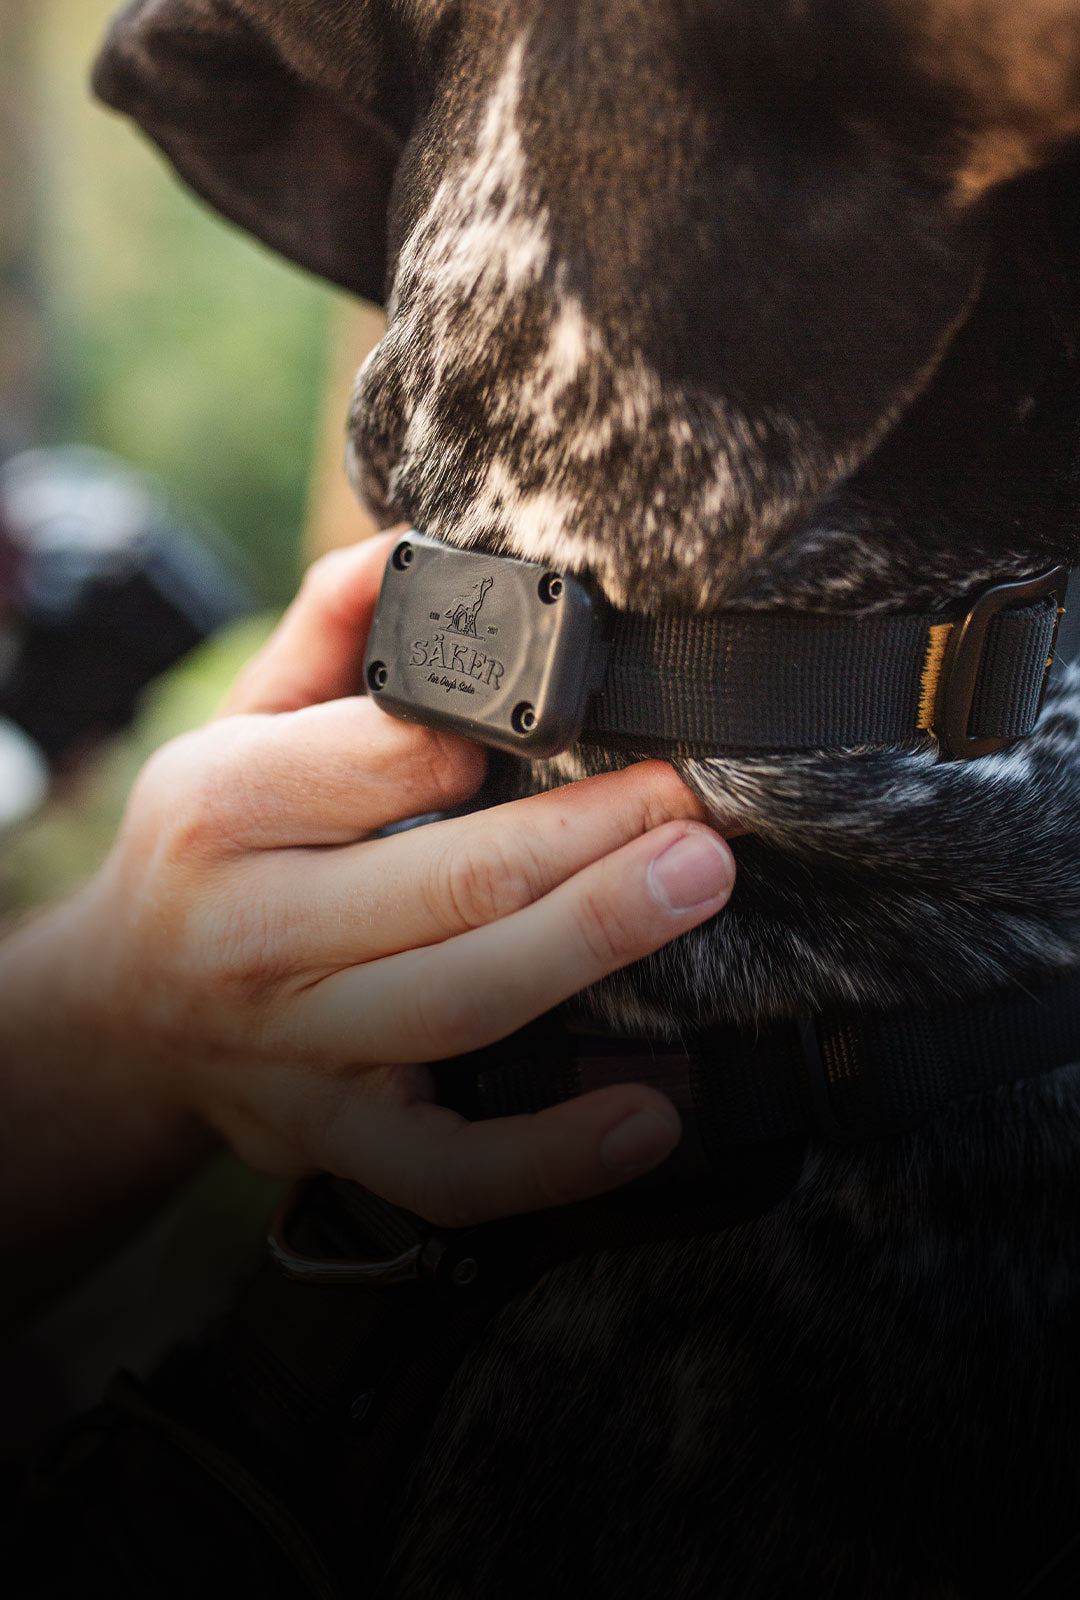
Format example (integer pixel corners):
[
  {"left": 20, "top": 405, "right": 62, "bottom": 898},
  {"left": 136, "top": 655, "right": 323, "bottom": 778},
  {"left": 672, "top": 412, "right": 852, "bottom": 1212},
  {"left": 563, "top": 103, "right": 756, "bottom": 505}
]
[{"left": 933, "top": 566, "right": 1069, "bottom": 761}]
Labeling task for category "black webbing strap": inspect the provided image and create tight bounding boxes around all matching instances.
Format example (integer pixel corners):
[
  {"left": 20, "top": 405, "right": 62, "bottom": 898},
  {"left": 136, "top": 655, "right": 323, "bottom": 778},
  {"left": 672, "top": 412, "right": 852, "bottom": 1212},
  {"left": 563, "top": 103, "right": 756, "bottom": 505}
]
[
  {"left": 805, "top": 976, "right": 1080, "bottom": 1135},
  {"left": 13, "top": 969, "right": 1080, "bottom": 1598},
  {"left": 12, "top": 1167, "right": 802, "bottom": 1600},
  {"left": 1055, "top": 580, "right": 1080, "bottom": 667},
  {"left": 434, "top": 969, "right": 1080, "bottom": 1158},
  {"left": 582, "top": 595, "right": 1060, "bottom": 754}
]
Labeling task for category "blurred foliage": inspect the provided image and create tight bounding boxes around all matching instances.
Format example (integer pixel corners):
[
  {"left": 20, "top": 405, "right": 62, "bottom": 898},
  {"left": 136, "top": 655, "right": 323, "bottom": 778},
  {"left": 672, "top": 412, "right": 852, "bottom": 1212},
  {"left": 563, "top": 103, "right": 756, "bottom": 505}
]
[
  {"left": 2, "top": 0, "right": 348, "bottom": 911},
  {"left": 0, "top": 3, "right": 347, "bottom": 1432},
  {"left": 32, "top": 0, "right": 337, "bottom": 606}
]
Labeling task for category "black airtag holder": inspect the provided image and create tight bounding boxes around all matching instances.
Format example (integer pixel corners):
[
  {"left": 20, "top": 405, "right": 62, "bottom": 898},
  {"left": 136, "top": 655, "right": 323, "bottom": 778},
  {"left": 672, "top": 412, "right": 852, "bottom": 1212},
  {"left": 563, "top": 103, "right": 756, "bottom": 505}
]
[{"left": 364, "top": 532, "right": 608, "bottom": 758}]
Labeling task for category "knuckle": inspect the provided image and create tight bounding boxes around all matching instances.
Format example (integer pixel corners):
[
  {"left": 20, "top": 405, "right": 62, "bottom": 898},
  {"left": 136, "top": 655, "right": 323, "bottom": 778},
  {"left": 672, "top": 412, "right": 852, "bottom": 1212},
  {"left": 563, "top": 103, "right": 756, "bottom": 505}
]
[
  {"left": 168, "top": 772, "right": 236, "bottom": 857},
  {"left": 410, "top": 1166, "right": 479, "bottom": 1231},
  {"left": 381, "top": 726, "right": 483, "bottom": 813},
  {"left": 426, "top": 731, "right": 486, "bottom": 806},
  {"left": 129, "top": 733, "right": 232, "bottom": 857},
  {"left": 298, "top": 548, "right": 358, "bottom": 622},
  {"left": 440, "top": 844, "right": 505, "bottom": 929},
  {"left": 526, "top": 1148, "right": 579, "bottom": 1210},
  {"left": 129, "top": 731, "right": 197, "bottom": 810},
  {"left": 411, "top": 974, "right": 488, "bottom": 1060},
  {"left": 199, "top": 893, "right": 286, "bottom": 999},
  {"left": 210, "top": 934, "right": 278, "bottom": 999},
  {"left": 638, "top": 762, "right": 701, "bottom": 831},
  {"left": 165, "top": 723, "right": 271, "bottom": 859},
  {"left": 301, "top": 547, "right": 352, "bottom": 603},
  {"left": 574, "top": 879, "right": 639, "bottom": 970},
  {"left": 436, "top": 832, "right": 545, "bottom": 932}
]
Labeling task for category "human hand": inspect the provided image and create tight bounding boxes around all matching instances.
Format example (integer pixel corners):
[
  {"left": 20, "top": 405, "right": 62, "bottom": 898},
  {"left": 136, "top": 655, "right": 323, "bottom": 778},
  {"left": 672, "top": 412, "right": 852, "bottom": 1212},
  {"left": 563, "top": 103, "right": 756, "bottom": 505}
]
[{"left": 18, "top": 534, "right": 736, "bottom": 1228}]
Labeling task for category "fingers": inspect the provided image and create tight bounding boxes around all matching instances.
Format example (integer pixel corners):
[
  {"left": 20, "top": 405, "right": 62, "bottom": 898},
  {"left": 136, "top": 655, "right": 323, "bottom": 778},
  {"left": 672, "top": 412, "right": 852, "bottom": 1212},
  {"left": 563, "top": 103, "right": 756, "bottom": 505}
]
[
  {"left": 309, "top": 1082, "right": 686, "bottom": 1228},
  {"left": 270, "top": 760, "right": 708, "bottom": 963},
  {"left": 290, "top": 819, "right": 736, "bottom": 1063},
  {"left": 142, "top": 696, "right": 486, "bottom": 855},
  {"left": 222, "top": 531, "right": 400, "bottom": 716}
]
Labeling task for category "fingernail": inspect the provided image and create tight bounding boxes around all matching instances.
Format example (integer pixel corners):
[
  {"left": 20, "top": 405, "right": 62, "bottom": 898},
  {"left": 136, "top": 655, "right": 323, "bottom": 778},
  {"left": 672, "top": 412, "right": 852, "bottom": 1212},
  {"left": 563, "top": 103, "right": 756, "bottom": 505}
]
[
  {"left": 601, "top": 1107, "right": 682, "bottom": 1174},
  {"left": 647, "top": 829, "right": 735, "bottom": 912}
]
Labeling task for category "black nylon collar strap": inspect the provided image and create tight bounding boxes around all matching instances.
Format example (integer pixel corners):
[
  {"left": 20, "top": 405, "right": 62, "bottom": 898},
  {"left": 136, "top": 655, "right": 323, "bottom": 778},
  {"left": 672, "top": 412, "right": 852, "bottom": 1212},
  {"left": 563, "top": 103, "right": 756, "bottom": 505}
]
[
  {"left": 432, "top": 967, "right": 1080, "bottom": 1167},
  {"left": 586, "top": 575, "right": 1064, "bottom": 760},
  {"left": 365, "top": 533, "right": 1069, "bottom": 762}
]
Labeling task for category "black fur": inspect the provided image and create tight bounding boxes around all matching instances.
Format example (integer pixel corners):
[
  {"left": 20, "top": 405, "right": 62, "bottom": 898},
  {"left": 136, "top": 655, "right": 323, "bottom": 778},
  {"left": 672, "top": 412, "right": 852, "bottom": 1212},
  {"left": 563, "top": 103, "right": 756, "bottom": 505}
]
[
  {"left": 94, "top": 4, "right": 1080, "bottom": 1593},
  {"left": 384, "top": 1086, "right": 1080, "bottom": 1599}
]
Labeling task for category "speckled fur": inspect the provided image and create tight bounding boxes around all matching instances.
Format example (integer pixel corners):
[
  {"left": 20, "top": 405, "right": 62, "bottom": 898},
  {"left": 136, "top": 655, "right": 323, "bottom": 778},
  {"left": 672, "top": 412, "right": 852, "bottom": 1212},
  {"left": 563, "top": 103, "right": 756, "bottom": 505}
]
[
  {"left": 346, "top": 11, "right": 1080, "bottom": 1033},
  {"left": 94, "top": 3, "right": 1080, "bottom": 1595},
  {"left": 383, "top": 1080, "right": 1080, "bottom": 1600}
]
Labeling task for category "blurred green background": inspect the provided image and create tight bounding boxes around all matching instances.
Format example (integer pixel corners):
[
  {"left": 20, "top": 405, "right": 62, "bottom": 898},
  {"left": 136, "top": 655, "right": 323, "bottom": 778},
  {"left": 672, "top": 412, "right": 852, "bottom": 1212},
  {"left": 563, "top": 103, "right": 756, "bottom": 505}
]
[
  {"left": 0, "top": 0, "right": 358, "bottom": 1447},
  {"left": 33, "top": 0, "right": 334, "bottom": 604},
  {"left": 2, "top": 0, "right": 344, "bottom": 915}
]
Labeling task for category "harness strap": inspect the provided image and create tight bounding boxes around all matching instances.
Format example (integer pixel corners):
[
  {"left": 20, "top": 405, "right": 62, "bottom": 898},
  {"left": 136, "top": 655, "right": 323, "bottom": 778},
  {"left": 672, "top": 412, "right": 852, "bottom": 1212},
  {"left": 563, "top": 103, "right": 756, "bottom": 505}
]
[
  {"left": 434, "top": 968, "right": 1080, "bottom": 1155},
  {"left": 12, "top": 967, "right": 1080, "bottom": 1596},
  {"left": 42, "top": 1167, "right": 799, "bottom": 1599}
]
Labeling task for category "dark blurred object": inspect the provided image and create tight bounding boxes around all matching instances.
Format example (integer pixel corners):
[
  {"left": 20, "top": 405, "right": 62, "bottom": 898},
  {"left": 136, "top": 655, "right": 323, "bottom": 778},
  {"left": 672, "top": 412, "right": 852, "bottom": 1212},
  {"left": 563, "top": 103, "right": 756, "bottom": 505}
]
[{"left": 0, "top": 446, "right": 251, "bottom": 802}]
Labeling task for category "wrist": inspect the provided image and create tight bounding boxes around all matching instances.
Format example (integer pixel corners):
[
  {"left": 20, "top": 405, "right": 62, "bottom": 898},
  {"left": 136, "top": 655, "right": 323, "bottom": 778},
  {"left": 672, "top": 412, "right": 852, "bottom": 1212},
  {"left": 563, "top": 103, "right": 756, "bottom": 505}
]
[{"left": 0, "top": 881, "right": 216, "bottom": 1170}]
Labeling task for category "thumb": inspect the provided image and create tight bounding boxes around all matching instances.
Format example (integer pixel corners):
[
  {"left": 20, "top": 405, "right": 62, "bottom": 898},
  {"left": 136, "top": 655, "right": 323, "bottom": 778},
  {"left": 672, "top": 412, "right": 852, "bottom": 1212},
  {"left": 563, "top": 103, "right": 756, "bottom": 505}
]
[{"left": 222, "top": 531, "right": 399, "bottom": 716}]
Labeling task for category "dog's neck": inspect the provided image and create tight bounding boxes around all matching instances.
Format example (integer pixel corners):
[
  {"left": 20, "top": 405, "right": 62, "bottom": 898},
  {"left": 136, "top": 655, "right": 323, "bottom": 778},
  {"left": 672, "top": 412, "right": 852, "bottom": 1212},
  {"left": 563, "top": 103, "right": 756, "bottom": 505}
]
[
  {"left": 510, "top": 167, "right": 1080, "bottom": 1037},
  {"left": 92, "top": 1, "right": 1080, "bottom": 1047},
  {"left": 352, "top": 132, "right": 1080, "bottom": 1042}
]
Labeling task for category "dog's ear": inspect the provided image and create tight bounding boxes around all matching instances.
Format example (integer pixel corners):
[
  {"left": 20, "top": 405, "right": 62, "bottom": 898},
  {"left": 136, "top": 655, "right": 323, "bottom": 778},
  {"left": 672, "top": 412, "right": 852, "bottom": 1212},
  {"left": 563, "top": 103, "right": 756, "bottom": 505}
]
[
  {"left": 92, "top": 0, "right": 405, "bottom": 302},
  {"left": 906, "top": 1, "right": 1080, "bottom": 202}
]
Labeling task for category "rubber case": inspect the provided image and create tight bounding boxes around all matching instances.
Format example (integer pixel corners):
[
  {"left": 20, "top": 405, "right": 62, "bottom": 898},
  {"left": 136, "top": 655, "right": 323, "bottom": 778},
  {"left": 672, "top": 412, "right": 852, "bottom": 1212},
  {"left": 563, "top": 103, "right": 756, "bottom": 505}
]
[{"left": 363, "top": 533, "right": 607, "bottom": 758}]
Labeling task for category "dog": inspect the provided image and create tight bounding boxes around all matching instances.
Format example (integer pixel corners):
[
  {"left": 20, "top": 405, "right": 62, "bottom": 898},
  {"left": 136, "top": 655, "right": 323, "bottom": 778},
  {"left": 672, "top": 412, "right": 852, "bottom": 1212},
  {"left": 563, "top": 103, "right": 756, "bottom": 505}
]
[
  {"left": 93, "top": 3, "right": 1080, "bottom": 1594},
  {"left": 444, "top": 575, "right": 494, "bottom": 637}
]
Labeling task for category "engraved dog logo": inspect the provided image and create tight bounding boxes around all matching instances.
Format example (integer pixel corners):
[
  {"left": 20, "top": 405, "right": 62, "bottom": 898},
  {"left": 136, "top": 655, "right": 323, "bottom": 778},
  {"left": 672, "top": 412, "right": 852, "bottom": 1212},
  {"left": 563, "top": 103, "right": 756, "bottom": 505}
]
[{"left": 444, "top": 576, "right": 493, "bottom": 638}]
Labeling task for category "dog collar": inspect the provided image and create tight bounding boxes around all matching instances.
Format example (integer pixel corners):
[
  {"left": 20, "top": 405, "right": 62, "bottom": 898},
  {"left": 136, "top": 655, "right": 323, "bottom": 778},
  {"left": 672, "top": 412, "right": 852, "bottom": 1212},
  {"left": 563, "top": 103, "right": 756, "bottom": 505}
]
[{"left": 364, "top": 531, "right": 1068, "bottom": 763}]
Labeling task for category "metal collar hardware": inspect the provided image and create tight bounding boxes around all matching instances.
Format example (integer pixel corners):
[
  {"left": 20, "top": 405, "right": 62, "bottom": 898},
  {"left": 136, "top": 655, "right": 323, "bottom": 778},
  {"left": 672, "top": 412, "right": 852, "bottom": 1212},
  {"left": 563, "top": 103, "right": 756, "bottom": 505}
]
[
  {"left": 932, "top": 566, "right": 1068, "bottom": 759},
  {"left": 364, "top": 532, "right": 1069, "bottom": 763}
]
